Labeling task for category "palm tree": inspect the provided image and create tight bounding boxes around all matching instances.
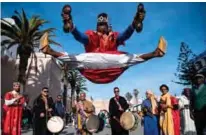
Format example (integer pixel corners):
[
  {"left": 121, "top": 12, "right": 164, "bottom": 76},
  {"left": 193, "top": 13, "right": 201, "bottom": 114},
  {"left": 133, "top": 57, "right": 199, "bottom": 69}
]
[
  {"left": 125, "top": 92, "right": 133, "bottom": 102},
  {"left": 68, "top": 70, "right": 87, "bottom": 99},
  {"left": 133, "top": 89, "right": 139, "bottom": 98},
  {"left": 1, "top": 9, "right": 60, "bottom": 92},
  {"left": 65, "top": 69, "right": 87, "bottom": 111}
]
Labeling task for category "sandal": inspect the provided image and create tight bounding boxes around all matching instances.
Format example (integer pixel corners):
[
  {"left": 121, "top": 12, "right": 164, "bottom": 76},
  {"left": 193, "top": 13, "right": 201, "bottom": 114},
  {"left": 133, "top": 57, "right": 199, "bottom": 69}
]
[
  {"left": 157, "top": 36, "right": 167, "bottom": 56},
  {"left": 39, "top": 32, "right": 49, "bottom": 53}
]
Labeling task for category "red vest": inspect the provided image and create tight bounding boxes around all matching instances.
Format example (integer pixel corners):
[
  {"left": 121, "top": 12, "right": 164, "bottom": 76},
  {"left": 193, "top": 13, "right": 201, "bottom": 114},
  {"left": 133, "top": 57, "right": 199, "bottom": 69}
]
[{"left": 79, "top": 30, "right": 126, "bottom": 84}]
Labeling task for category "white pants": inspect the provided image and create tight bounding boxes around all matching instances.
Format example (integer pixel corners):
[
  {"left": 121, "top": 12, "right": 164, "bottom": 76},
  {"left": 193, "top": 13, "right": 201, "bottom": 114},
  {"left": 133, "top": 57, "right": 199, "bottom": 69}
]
[{"left": 57, "top": 53, "right": 145, "bottom": 69}]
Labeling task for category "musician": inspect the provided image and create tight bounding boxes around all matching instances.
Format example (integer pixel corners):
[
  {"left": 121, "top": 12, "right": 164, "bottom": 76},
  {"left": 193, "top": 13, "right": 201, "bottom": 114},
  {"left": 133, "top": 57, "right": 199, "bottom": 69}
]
[
  {"left": 2, "top": 82, "right": 25, "bottom": 135},
  {"left": 33, "top": 87, "right": 54, "bottom": 135},
  {"left": 190, "top": 74, "right": 206, "bottom": 135},
  {"left": 54, "top": 95, "right": 65, "bottom": 119},
  {"left": 159, "top": 84, "right": 180, "bottom": 135},
  {"left": 73, "top": 92, "right": 95, "bottom": 135},
  {"left": 109, "top": 87, "right": 129, "bottom": 135},
  {"left": 141, "top": 90, "right": 159, "bottom": 135},
  {"left": 179, "top": 88, "right": 196, "bottom": 135}
]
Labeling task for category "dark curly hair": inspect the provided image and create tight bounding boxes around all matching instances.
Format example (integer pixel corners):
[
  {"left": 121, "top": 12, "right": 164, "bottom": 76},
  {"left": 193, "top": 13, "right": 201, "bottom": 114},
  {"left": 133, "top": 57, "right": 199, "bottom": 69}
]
[{"left": 159, "top": 84, "right": 169, "bottom": 91}]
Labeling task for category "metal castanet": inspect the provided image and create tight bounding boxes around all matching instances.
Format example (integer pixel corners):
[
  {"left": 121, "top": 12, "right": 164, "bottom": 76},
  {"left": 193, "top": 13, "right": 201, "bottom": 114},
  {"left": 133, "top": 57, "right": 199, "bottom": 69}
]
[
  {"left": 61, "top": 4, "right": 73, "bottom": 33},
  {"left": 133, "top": 3, "right": 146, "bottom": 33}
]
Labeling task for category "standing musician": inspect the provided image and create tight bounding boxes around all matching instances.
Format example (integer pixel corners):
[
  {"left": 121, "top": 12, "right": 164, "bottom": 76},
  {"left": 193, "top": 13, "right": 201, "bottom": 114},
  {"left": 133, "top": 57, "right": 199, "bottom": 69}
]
[
  {"left": 109, "top": 87, "right": 129, "bottom": 135},
  {"left": 141, "top": 90, "right": 159, "bottom": 135},
  {"left": 73, "top": 92, "right": 95, "bottom": 135},
  {"left": 2, "top": 82, "right": 25, "bottom": 135},
  {"left": 33, "top": 87, "right": 54, "bottom": 135}
]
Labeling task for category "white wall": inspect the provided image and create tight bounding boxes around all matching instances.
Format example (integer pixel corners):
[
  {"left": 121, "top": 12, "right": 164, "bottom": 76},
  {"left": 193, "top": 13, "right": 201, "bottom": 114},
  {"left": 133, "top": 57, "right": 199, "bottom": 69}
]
[{"left": 1, "top": 52, "right": 64, "bottom": 106}]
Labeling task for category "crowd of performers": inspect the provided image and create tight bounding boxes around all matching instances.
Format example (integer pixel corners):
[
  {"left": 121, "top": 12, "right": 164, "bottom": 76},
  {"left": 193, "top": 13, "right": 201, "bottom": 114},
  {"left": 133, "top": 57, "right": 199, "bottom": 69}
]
[
  {"left": 1, "top": 73, "right": 206, "bottom": 135},
  {"left": 1, "top": 3, "right": 206, "bottom": 135}
]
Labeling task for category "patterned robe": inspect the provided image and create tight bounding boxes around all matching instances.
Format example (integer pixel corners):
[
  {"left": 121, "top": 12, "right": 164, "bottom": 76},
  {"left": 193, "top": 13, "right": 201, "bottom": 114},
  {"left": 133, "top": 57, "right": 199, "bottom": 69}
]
[{"left": 75, "top": 100, "right": 95, "bottom": 135}]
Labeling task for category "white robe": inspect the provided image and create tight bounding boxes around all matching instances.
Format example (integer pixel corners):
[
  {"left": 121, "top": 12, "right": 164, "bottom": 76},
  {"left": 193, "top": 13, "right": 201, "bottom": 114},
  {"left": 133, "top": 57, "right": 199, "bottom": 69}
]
[
  {"left": 129, "top": 97, "right": 142, "bottom": 112},
  {"left": 179, "top": 95, "right": 197, "bottom": 135}
]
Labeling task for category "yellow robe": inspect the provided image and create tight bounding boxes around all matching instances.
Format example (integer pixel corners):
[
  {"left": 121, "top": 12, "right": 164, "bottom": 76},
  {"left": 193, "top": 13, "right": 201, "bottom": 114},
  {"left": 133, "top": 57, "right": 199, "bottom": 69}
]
[{"left": 159, "top": 93, "right": 174, "bottom": 135}]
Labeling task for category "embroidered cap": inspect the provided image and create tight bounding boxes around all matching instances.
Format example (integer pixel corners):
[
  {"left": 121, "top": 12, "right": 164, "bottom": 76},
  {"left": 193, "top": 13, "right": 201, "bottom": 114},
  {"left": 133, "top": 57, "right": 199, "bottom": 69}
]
[{"left": 97, "top": 13, "right": 109, "bottom": 23}]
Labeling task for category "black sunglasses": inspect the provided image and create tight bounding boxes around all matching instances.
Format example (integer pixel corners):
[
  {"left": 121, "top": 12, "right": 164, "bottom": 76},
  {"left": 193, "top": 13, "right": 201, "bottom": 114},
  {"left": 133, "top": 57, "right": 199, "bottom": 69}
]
[
  {"left": 114, "top": 91, "right": 119, "bottom": 93},
  {"left": 43, "top": 91, "right": 49, "bottom": 93}
]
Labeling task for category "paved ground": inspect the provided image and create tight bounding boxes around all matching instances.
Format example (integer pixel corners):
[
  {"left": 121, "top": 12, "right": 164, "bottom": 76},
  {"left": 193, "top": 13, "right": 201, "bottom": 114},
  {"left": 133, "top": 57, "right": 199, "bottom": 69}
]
[{"left": 22, "top": 124, "right": 143, "bottom": 135}]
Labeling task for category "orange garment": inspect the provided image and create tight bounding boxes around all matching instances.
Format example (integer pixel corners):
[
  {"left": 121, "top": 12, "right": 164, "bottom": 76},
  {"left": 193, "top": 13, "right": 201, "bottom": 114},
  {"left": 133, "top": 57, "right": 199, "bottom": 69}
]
[{"left": 159, "top": 93, "right": 174, "bottom": 135}]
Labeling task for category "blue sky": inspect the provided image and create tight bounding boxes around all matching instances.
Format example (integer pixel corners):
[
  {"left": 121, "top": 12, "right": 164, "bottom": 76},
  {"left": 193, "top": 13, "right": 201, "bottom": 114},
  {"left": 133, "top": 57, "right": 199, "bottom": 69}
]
[{"left": 1, "top": 2, "right": 206, "bottom": 99}]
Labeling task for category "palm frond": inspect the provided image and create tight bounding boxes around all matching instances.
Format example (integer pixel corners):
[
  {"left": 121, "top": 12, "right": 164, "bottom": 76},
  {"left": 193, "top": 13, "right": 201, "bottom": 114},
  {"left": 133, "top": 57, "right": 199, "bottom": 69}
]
[
  {"left": 49, "top": 39, "right": 61, "bottom": 46},
  {"left": 22, "top": 9, "right": 29, "bottom": 37},
  {"left": 1, "top": 39, "right": 14, "bottom": 46},
  {"left": 7, "top": 41, "right": 19, "bottom": 49},
  {"left": 1, "top": 20, "right": 20, "bottom": 40},
  {"left": 29, "top": 18, "right": 49, "bottom": 36}
]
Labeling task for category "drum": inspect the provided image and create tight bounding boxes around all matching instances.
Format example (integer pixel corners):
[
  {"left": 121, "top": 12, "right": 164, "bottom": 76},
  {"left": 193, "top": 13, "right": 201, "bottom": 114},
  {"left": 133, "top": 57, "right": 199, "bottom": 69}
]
[
  {"left": 120, "top": 111, "right": 139, "bottom": 131},
  {"left": 85, "top": 114, "right": 104, "bottom": 133},
  {"left": 47, "top": 116, "right": 64, "bottom": 133}
]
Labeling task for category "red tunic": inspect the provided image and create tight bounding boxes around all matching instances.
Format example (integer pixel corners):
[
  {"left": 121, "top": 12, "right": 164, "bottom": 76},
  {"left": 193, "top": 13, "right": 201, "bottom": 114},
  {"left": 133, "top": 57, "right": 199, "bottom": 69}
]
[
  {"left": 171, "top": 96, "right": 180, "bottom": 135},
  {"left": 79, "top": 30, "right": 126, "bottom": 84},
  {"left": 3, "top": 92, "right": 25, "bottom": 135}
]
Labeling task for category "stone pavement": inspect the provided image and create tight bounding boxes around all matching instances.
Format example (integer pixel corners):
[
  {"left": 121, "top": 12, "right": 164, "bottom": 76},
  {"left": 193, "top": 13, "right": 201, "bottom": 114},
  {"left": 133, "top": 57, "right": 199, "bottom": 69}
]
[{"left": 22, "top": 124, "right": 143, "bottom": 135}]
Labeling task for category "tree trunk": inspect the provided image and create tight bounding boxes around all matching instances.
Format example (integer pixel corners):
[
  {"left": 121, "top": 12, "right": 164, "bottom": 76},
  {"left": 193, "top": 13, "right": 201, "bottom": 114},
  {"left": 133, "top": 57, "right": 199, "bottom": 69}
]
[{"left": 18, "top": 46, "right": 32, "bottom": 94}]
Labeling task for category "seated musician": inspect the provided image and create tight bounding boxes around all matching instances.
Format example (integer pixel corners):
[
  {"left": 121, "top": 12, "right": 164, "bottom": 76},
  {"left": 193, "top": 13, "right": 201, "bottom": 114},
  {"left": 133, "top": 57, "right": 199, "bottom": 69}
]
[{"left": 73, "top": 92, "right": 95, "bottom": 135}]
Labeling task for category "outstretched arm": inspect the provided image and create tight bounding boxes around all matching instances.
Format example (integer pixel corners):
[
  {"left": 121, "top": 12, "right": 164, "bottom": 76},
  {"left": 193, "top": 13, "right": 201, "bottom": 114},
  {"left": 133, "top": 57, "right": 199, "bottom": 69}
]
[
  {"left": 117, "top": 24, "right": 135, "bottom": 44},
  {"left": 71, "top": 26, "right": 89, "bottom": 45}
]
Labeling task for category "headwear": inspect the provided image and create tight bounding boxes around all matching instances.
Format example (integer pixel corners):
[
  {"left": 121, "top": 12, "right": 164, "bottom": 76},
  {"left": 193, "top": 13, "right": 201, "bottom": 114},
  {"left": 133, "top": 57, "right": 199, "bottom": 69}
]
[
  {"left": 97, "top": 13, "right": 109, "bottom": 25},
  {"left": 195, "top": 74, "right": 205, "bottom": 79},
  {"left": 146, "top": 90, "right": 153, "bottom": 95},
  {"left": 146, "top": 89, "right": 158, "bottom": 114},
  {"left": 13, "top": 82, "right": 20, "bottom": 86},
  {"left": 80, "top": 91, "right": 86, "bottom": 96}
]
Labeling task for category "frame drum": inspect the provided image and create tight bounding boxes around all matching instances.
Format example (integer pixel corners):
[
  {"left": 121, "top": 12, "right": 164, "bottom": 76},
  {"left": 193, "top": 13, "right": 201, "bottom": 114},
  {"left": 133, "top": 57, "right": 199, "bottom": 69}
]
[
  {"left": 47, "top": 116, "right": 64, "bottom": 133},
  {"left": 85, "top": 114, "right": 104, "bottom": 133},
  {"left": 120, "top": 111, "right": 139, "bottom": 131}
]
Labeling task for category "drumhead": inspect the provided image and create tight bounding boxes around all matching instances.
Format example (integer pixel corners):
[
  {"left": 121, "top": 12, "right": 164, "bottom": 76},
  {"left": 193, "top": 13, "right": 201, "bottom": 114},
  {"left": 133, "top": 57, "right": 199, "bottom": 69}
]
[
  {"left": 86, "top": 114, "right": 100, "bottom": 133},
  {"left": 120, "top": 112, "right": 135, "bottom": 130},
  {"left": 47, "top": 116, "right": 64, "bottom": 133},
  {"left": 130, "top": 113, "right": 139, "bottom": 131}
]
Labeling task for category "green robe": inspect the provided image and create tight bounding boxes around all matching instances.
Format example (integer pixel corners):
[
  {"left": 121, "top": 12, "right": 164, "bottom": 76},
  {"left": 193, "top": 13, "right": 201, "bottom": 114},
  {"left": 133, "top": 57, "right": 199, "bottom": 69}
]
[{"left": 192, "top": 84, "right": 206, "bottom": 110}]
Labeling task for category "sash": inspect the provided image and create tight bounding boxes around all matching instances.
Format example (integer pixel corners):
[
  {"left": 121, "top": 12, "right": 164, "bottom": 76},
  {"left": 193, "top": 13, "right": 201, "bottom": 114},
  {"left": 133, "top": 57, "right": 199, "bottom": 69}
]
[{"left": 114, "top": 97, "right": 123, "bottom": 111}]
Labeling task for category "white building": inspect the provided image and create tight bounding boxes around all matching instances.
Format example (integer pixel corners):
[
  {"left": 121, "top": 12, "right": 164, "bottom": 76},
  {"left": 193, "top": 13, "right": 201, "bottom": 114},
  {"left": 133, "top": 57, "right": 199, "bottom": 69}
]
[{"left": 1, "top": 52, "right": 68, "bottom": 106}]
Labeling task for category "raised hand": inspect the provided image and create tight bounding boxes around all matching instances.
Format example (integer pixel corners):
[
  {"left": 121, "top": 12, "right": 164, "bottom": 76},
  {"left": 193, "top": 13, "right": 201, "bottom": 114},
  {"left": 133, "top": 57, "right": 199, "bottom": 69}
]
[
  {"left": 61, "top": 4, "right": 73, "bottom": 33},
  {"left": 133, "top": 3, "right": 146, "bottom": 33}
]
